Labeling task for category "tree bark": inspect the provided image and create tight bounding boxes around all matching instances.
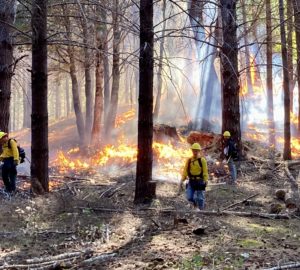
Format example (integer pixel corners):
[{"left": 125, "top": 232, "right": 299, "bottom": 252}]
[
  {"left": 294, "top": 0, "right": 300, "bottom": 132},
  {"left": 81, "top": 6, "right": 93, "bottom": 142},
  {"left": 287, "top": 0, "right": 294, "bottom": 112},
  {"left": 0, "top": 0, "right": 16, "bottom": 132},
  {"left": 153, "top": 0, "right": 167, "bottom": 122},
  {"left": 62, "top": 6, "right": 85, "bottom": 144},
  {"left": 220, "top": 0, "right": 242, "bottom": 155},
  {"left": 134, "top": 0, "right": 156, "bottom": 203},
  {"left": 103, "top": 38, "right": 110, "bottom": 120},
  {"left": 104, "top": 0, "right": 121, "bottom": 139},
  {"left": 266, "top": 0, "right": 276, "bottom": 153},
  {"left": 31, "top": 0, "right": 49, "bottom": 194},
  {"left": 279, "top": 0, "right": 292, "bottom": 160},
  {"left": 91, "top": 31, "right": 104, "bottom": 147},
  {"left": 241, "top": 0, "right": 253, "bottom": 95}
]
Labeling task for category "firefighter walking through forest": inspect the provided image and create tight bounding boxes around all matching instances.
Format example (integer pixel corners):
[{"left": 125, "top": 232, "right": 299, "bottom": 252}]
[
  {"left": 179, "top": 143, "right": 208, "bottom": 210},
  {"left": 0, "top": 132, "right": 19, "bottom": 194},
  {"left": 222, "top": 131, "right": 239, "bottom": 185}
]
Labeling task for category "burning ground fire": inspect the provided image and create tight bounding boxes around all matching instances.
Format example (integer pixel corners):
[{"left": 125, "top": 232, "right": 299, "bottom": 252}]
[
  {"left": 244, "top": 120, "right": 300, "bottom": 157},
  {"left": 52, "top": 138, "right": 191, "bottom": 180},
  {"left": 53, "top": 127, "right": 300, "bottom": 179}
]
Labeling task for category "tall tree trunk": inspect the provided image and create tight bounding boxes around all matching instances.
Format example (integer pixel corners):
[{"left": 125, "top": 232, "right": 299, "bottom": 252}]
[
  {"left": 81, "top": 7, "right": 93, "bottom": 142},
  {"left": 134, "top": 0, "right": 156, "bottom": 204},
  {"left": 104, "top": 0, "right": 120, "bottom": 138},
  {"left": 91, "top": 32, "right": 104, "bottom": 146},
  {"left": 241, "top": 0, "right": 253, "bottom": 94},
  {"left": 287, "top": 0, "right": 294, "bottom": 112},
  {"left": 294, "top": 0, "right": 300, "bottom": 132},
  {"left": 220, "top": 0, "right": 242, "bottom": 154},
  {"left": 103, "top": 40, "right": 110, "bottom": 119},
  {"left": 279, "top": 0, "right": 292, "bottom": 160},
  {"left": 65, "top": 77, "right": 70, "bottom": 116},
  {"left": 266, "top": 0, "right": 276, "bottom": 154},
  {"left": 31, "top": 0, "right": 49, "bottom": 194},
  {"left": 153, "top": 0, "right": 167, "bottom": 122},
  {"left": 188, "top": 0, "right": 219, "bottom": 131},
  {"left": 62, "top": 6, "right": 85, "bottom": 144},
  {"left": 0, "top": 0, "right": 16, "bottom": 133}
]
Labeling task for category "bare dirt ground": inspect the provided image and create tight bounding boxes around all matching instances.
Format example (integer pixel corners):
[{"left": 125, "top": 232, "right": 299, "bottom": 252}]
[{"left": 0, "top": 118, "right": 300, "bottom": 270}]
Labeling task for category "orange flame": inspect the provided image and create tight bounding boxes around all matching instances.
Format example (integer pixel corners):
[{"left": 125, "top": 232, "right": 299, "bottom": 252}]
[
  {"left": 115, "top": 109, "right": 136, "bottom": 128},
  {"left": 52, "top": 138, "right": 191, "bottom": 179}
]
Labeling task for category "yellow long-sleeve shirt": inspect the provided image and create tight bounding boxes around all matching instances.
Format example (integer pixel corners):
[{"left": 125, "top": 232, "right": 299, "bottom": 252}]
[
  {"left": 0, "top": 139, "right": 19, "bottom": 162},
  {"left": 181, "top": 157, "right": 208, "bottom": 182}
]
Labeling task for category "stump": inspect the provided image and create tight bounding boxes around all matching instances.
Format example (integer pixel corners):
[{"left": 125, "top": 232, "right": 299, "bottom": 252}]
[
  {"left": 275, "top": 189, "right": 286, "bottom": 201},
  {"left": 186, "top": 131, "right": 216, "bottom": 147},
  {"left": 153, "top": 124, "right": 180, "bottom": 142}
]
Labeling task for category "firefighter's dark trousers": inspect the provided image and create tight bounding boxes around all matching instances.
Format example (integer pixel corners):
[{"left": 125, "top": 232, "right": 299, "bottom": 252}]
[{"left": 2, "top": 158, "right": 17, "bottom": 193}]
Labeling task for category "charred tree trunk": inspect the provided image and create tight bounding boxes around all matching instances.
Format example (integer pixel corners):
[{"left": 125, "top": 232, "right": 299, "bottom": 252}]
[
  {"left": 91, "top": 32, "right": 104, "bottom": 146},
  {"left": 294, "top": 0, "right": 300, "bottom": 132},
  {"left": 153, "top": 0, "right": 167, "bottom": 122},
  {"left": 104, "top": 0, "right": 120, "bottom": 138},
  {"left": 266, "top": 0, "right": 276, "bottom": 153},
  {"left": 63, "top": 6, "right": 85, "bottom": 144},
  {"left": 220, "top": 0, "right": 242, "bottom": 154},
  {"left": 135, "top": 0, "right": 156, "bottom": 203},
  {"left": 0, "top": 0, "right": 16, "bottom": 132},
  {"left": 287, "top": 0, "right": 294, "bottom": 112},
  {"left": 31, "top": 0, "right": 49, "bottom": 194},
  {"left": 279, "top": 0, "right": 292, "bottom": 160}
]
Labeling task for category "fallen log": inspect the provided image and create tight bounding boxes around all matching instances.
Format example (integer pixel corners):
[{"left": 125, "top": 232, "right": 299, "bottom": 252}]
[
  {"left": 286, "top": 160, "right": 300, "bottom": 167},
  {"left": 221, "top": 193, "right": 259, "bottom": 211},
  {"left": 0, "top": 250, "right": 93, "bottom": 270},
  {"left": 79, "top": 253, "right": 116, "bottom": 266},
  {"left": 26, "top": 250, "right": 92, "bottom": 264},
  {"left": 284, "top": 162, "right": 299, "bottom": 190},
  {"left": 263, "top": 262, "right": 300, "bottom": 270},
  {"left": 78, "top": 207, "right": 291, "bottom": 219},
  {"left": 285, "top": 194, "right": 297, "bottom": 209}
]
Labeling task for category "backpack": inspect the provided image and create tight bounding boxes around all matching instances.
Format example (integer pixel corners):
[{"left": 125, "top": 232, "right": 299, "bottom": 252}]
[
  {"left": 187, "top": 158, "right": 206, "bottom": 190},
  {"left": 8, "top": 139, "right": 26, "bottom": 163},
  {"left": 226, "top": 138, "right": 239, "bottom": 161},
  {"left": 187, "top": 158, "right": 203, "bottom": 179}
]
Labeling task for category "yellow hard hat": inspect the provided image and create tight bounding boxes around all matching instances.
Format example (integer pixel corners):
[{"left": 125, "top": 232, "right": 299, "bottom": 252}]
[
  {"left": 0, "top": 131, "right": 7, "bottom": 140},
  {"left": 191, "top": 143, "right": 201, "bottom": 150},
  {"left": 223, "top": 131, "right": 231, "bottom": 137}
]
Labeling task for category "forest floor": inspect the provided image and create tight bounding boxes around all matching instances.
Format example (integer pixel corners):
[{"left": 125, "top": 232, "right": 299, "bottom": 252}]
[{"left": 0, "top": 117, "right": 300, "bottom": 270}]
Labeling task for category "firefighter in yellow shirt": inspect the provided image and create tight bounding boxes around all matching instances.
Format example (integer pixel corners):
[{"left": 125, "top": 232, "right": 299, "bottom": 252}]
[
  {"left": 0, "top": 132, "right": 19, "bottom": 193},
  {"left": 179, "top": 143, "right": 208, "bottom": 210}
]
